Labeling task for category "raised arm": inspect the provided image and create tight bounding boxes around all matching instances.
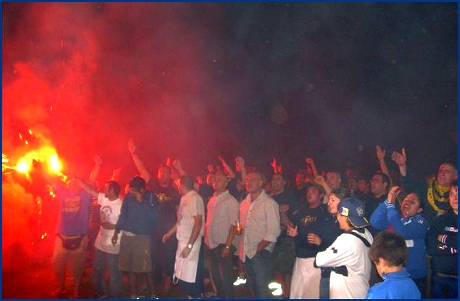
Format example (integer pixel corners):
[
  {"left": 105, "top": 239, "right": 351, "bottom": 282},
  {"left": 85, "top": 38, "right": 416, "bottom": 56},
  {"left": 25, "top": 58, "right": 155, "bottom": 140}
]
[
  {"left": 166, "top": 157, "right": 180, "bottom": 181},
  {"left": 110, "top": 167, "right": 122, "bottom": 181},
  {"left": 128, "top": 138, "right": 151, "bottom": 182},
  {"left": 88, "top": 155, "right": 102, "bottom": 184},
  {"left": 391, "top": 147, "right": 407, "bottom": 177},
  {"left": 235, "top": 156, "right": 246, "bottom": 191},
  {"left": 219, "top": 155, "right": 236, "bottom": 179},
  {"left": 305, "top": 157, "right": 319, "bottom": 178},
  {"left": 376, "top": 145, "right": 393, "bottom": 187},
  {"left": 74, "top": 177, "right": 99, "bottom": 198},
  {"left": 314, "top": 175, "right": 332, "bottom": 196}
]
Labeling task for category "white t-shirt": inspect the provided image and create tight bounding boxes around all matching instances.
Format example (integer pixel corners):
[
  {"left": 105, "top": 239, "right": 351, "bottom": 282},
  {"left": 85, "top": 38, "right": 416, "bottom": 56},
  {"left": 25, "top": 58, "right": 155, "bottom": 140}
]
[
  {"left": 315, "top": 228, "right": 373, "bottom": 299},
  {"left": 93, "top": 193, "right": 123, "bottom": 254}
]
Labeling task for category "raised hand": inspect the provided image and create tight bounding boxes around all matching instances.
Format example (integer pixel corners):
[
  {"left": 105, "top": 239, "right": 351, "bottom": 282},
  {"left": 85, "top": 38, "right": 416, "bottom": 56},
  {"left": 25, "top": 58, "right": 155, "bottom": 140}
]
[
  {"left": 391, "top": 148, "right": 407, "bottom": 166},
  {"left": 375, "top": 145, "right": 385, "bottom": 160},
  {"left": 387, "top": 186, "right": 401, "bottom": 204},
  {"left": 128, "top": 138, "right": 137, "bottom": 155},
  {"left": 271, "top": 158, "right": 278, "bottom": 172}
]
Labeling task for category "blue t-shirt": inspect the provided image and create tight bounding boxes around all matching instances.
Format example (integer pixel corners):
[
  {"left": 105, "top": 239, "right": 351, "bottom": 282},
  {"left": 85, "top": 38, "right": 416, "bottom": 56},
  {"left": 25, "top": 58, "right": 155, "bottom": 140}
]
[
  {"left": 55, "top": 186, "right": 92, "bottom": 235},
  {"left": 366, "top": 268, "right": 421, "bottom": 299}
]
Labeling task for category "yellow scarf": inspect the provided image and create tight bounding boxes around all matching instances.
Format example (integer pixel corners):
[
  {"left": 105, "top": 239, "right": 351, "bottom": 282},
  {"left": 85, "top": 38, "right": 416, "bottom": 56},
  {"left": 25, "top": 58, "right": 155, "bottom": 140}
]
[{"left": 427, "top": 179, "right": 450, "bottom": 214}]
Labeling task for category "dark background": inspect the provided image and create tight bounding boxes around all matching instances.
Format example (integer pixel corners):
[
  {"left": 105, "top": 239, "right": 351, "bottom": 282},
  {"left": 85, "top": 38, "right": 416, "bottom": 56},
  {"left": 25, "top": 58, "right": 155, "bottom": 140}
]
[{"left": 3, "top": 2, "right": 458, "bottom": 183}]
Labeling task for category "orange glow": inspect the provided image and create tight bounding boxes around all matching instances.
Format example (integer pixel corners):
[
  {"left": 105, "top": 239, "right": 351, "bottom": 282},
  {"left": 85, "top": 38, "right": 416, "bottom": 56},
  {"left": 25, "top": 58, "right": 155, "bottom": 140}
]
[
  {"left": 16, "top": 160, "right": 30, "bottom": 173},
  {"left": 14, "top": 145, "right": 63, "bottom": 176}
]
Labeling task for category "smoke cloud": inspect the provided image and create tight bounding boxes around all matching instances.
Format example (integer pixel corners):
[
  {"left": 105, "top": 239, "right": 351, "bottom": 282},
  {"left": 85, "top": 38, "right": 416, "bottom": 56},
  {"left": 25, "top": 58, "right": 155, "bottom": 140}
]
[{"left": 2, "top": 3, "right": 457, "bottom": 269}]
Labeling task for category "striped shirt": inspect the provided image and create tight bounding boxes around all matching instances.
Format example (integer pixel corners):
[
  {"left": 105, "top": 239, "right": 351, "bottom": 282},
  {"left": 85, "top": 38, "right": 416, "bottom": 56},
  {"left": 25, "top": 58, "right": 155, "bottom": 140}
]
[
  {"left": 239, "top": 190, "right": 281, "bottom": 262},
  {"left": 204, "top": 190, "right": 239, "bottom": 249}
]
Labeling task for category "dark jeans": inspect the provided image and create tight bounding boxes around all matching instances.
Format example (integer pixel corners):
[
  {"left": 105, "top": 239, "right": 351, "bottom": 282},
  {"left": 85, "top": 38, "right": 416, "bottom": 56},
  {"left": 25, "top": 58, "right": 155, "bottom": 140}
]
[
  {"left": 431, "top": 274, "right": 458, "bottom": 299},
  {"left": 152, "top": 235, "right": 177, "bottom": 282},
  {"left": 413, "top": 276, "right": 427, "bottom": 299},
  {"left": 208, "top": 244, "right": 235, "bottom": 298},
  {"left": 92, "top": 249, "right": 122, "bottom": 298},
  {"left": 319, "top": 268, "right": 332, "bottom": 299},
  {"left": 245, "top": 250, "right": 271, "bottom": 299}
]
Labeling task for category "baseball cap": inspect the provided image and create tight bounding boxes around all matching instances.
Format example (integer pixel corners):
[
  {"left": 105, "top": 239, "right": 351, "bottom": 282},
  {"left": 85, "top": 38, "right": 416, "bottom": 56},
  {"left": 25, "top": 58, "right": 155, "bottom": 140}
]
[{"left": 338, "top": 197, "right": 369, "bottom": 228}]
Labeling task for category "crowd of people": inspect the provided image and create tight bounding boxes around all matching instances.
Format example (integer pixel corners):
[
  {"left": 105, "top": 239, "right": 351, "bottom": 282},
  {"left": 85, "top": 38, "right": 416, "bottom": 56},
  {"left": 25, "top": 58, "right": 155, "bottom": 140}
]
[{"left": 42, "top": 140, "right": 457, "bottom": 299}]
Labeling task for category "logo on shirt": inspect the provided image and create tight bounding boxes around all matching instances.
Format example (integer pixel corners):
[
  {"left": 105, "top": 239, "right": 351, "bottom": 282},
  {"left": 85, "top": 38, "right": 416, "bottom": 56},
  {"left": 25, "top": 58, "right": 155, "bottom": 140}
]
[
  {"left": 301, "top": 215, "right": 317, "bottom": 225},
  {"left": 62, "top": 196, "right": 81, "bottom": 213},
  {"left": 156, "top": 192, "right": 172, "bottom": 203}
]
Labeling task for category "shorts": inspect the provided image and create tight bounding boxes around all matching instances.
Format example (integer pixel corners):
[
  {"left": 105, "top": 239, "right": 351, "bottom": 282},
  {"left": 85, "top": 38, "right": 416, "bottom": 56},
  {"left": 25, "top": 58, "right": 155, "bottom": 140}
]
[{"left": 118, "top": 233, "right": 152, "bottom": 273}]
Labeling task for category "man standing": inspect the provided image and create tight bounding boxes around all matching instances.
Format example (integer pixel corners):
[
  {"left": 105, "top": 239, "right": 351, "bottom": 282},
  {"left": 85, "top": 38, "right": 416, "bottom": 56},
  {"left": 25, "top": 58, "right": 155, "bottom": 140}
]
[
  {"left": 76, "top": 179, "right": 123, "bottom": 298},
  {"left": 287, "top": 183, "right": 340, "bottom": 298},
  {"left": 163, "top": 175, "right": 205, "bottom": 298},
  {"left": 112, "top": 176, "right": 159, "bottom": 299},
  {"left": 269, "top": 173, "right": 297, "bottom": 299},
  {"left": 204, "top": 171, "right": 239, "bottom": 298},
  {"left": 50, "top": 175, "right": 92, "bottom": 299},
  {"left": 239, "top": 171, "right": 281, "bottom": 298},
  {"left": 128, "top": 139, "right": 181, "bottom": 294}
]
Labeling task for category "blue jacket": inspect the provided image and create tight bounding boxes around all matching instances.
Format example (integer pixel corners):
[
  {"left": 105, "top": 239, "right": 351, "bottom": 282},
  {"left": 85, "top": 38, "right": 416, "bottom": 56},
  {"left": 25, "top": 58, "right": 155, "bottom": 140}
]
[
  {"left": 115, "top": 190, "right": 159, "bottom": 235},
  {"left": 366, "top": 268, "right": 421, "bottom": 299},
  {"left": 370, "top": 200, "right": 429, "bottom": 279}
]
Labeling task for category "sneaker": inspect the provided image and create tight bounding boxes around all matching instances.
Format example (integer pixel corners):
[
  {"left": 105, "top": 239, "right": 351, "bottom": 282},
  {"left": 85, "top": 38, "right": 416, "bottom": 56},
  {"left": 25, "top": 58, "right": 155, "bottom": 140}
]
[{"left": 233, "top": 276, "right": 246, "bottom": 286}]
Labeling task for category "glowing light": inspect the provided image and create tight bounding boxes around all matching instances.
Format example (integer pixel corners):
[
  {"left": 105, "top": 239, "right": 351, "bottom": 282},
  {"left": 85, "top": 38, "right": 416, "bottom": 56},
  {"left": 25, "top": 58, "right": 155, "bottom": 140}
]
[
  {"left": 16, "top": 160, "right": 30, "bottom": 173},
  {"left": 19, "top": 133, "right": 23, "bottom": 140},
  {"left": 13, "top": 145, "right": 63, "bottom": 176},
  {"left": 28, "top": 129, "right": 33, "bottom": 135},
  {"left": 49, "top": 155, "right": 61, "bottom": 172}
]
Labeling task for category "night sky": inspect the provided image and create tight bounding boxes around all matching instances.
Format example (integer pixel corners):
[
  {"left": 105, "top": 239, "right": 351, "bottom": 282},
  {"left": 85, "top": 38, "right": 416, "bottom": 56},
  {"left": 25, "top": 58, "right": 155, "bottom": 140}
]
[{"left": 2, "top": 2, "right": 458, "bottom": 183}]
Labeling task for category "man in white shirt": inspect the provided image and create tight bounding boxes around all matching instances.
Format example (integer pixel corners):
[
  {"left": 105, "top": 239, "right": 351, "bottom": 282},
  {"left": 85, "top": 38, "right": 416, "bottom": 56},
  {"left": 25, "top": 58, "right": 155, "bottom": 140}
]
[
  {"left": 76, "top": 179, "right": 123, "bottom": 298},
  {"left": 163, "top": 175, "right": 205, "bottom": 298},
  {"left": 239, "top": 171, "right": 281, "bottom": 298},
  {"left": 204, "top": 172, "right": 239, "bottom": 298}
]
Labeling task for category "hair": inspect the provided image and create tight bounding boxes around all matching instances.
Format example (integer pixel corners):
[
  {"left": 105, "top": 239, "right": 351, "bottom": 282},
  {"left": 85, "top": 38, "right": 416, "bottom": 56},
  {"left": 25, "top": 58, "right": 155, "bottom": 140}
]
[
  {"left": 369, "top": 230, "right": 407, "bottom": 267},
  {"left": 440, "top": 162, "right": 458, "bottom": 173},
  {"left": 451, "top": 179, "right": 458, "bottom": 188},
  {"left": 374, "top": 172, "right": 391, "bottom": 188},
  {"left": 404, "top": 190, "right": 425, "bottom": 210},
  {"left": 272, "top": 172, "right": 288, "bottom": 183},
  {"left": 332, "top": 187, "right": 352, "bottom": 201},
  {"left": 106, "top": 180, "right": 121, "bottom": 196},
  {"left": 180, "top": 175, "right": 195, "bottom": 190},
  {"left": 306, "top": 182, "right": 325, "bottom": 195},
  {"left": 129, "top": 176, "right": 146, "bottom": 191}
]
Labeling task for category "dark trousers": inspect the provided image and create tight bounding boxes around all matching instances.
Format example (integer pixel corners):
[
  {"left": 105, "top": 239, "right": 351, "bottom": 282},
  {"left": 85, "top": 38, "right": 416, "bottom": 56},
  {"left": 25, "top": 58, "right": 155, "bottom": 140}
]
[
  {"left": 208, "top": 244, "right": 235, "bottom": 298},
  {"left": 92, "top": 249, "right": 122, "bottom": 298},
  {"left": 245, "top": 250, "right": 271, "bottom": 299},
  {"left": 153, "top": 235, "right": 177, "bottom": 282},
  {"left": 431, "top": 274, "right": 458, "bottom": 299}
]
